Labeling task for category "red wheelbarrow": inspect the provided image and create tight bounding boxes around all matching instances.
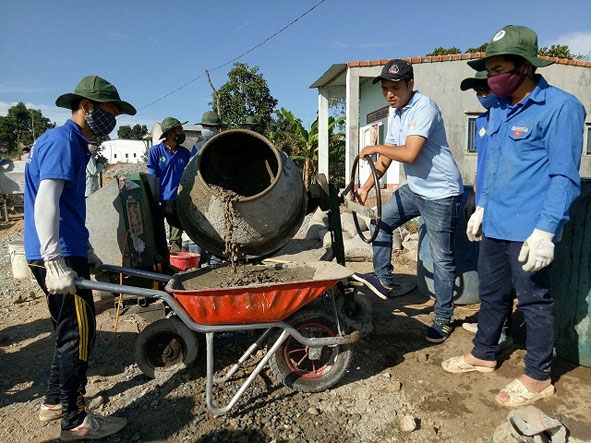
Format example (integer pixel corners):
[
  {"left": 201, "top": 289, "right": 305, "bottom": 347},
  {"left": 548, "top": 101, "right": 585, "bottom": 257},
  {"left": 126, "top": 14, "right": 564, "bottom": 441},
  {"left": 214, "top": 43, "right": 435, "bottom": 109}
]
[{"left": 76, "top": 261, "right": 361, "bottom": 415}]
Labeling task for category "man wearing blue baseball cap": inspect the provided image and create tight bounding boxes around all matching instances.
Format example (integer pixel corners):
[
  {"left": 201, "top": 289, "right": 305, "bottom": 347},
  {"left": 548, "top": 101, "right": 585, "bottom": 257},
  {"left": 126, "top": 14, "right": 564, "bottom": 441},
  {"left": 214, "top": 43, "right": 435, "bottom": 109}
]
[
  {"left": 442, "top": 25, "right": 586, "bottom": 408},
  {"left": 25, "top": 75, "right": 134, "bottom": 440}
]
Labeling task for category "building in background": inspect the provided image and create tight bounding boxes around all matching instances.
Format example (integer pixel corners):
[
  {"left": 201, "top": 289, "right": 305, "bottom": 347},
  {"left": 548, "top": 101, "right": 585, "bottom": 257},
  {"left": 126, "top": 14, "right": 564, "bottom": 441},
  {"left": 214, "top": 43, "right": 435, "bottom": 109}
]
[
  {"left": 100, "top": 139, "right": 147, "bottom": 164},
  {"left": 311, "top": 54, "right": 591, "bottom": 189}
]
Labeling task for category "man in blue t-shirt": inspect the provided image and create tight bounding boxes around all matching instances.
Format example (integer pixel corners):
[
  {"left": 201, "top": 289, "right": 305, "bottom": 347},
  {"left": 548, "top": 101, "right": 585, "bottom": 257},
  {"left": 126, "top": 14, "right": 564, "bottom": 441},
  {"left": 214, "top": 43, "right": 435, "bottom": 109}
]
[
  {"left": 352, "top": 59, "right": 463, "bottom": 344},
  {"left": 443, "top": 25, "right": 586, "bottom": 409},
  {"left": 24, "top": 75, "right": 134, "bottom": 440},
  {"left": 147, "top": 117, "right": 190, "bottom": 252}
]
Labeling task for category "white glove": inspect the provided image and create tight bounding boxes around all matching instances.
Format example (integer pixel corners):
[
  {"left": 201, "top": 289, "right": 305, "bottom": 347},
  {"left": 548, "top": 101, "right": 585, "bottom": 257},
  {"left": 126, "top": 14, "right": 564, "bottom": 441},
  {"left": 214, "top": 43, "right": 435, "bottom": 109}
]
[
  {"left": 87, "top": 247, "right": 103, "bottom": 276},
  {"left": 518, "top": 229, "right": 555, "bottom": 272},
  {"left": 466, "top": 206, "right": 484, "bottom": 242},
  {"left": 45, "top": 257, "right": 78, "bottom": 295}
]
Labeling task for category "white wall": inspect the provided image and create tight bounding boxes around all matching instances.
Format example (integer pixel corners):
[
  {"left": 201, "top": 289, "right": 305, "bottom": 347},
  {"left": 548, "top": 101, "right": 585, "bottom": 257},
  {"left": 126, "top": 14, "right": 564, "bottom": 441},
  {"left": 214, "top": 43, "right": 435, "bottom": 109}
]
[{"left": 101, "top": 140, "right": 147, "bottom": 164}]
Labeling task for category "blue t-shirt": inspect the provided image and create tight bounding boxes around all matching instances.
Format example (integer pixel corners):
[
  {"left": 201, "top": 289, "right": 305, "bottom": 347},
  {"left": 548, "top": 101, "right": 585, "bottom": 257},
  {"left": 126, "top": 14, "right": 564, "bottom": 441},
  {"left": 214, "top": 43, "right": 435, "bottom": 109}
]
[
  {"left": 24, "top": 120, "right": 91, "bottom": 260},
  {"left": 385, "top": 91, "right": 463, "bottom": 199},
  {"left": 474, "top": 111, "right": 490, "bottom": 205},
  {"left": 147, "top": 142, "right": 191, "bottom": 201},
  {"left": 480, "top": 76, "right": 585, "bottom": 241}
]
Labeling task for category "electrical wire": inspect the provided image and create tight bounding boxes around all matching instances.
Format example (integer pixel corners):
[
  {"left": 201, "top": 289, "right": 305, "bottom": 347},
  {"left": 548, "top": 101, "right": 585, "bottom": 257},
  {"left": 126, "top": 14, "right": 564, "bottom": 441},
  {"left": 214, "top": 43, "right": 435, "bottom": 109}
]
[{"left": 136, "top": 0, "right": 327, "bottom": 112}]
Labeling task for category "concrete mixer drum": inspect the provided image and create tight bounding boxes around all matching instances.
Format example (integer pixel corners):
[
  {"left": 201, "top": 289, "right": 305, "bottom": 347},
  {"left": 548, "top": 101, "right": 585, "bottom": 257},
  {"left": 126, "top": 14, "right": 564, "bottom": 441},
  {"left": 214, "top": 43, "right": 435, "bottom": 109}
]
[{"left": 177, "top": 129, "right": 307, "bottom": 259}]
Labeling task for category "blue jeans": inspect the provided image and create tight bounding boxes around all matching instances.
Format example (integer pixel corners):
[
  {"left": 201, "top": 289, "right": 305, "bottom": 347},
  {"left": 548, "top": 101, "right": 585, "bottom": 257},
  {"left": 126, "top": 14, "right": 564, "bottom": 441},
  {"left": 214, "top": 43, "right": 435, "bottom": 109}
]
[
  {"left": 472, "top": 237, "right": 553, "bottom": 381},
  {"left": 373, "top": 184, "right": 460, "bottom": 320}
]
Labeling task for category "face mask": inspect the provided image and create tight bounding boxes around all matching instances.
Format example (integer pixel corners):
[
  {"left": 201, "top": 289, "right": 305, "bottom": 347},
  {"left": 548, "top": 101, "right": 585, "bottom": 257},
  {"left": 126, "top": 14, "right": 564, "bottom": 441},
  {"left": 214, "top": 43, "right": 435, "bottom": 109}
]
[
  {"left": 86, "top": 106, "right": 117, "bottom": 137},
  {"left": 487, "top": 68, "right": 526, "bottom": 98},
  {"left": 201, "top": 127, "right": 217, "bottom": 140},
  {"left": 174, "top": 134, "right": 186, "bottom": 145},
  {"left": 477, "top": 93, "right": 498, "bottom": 110}
]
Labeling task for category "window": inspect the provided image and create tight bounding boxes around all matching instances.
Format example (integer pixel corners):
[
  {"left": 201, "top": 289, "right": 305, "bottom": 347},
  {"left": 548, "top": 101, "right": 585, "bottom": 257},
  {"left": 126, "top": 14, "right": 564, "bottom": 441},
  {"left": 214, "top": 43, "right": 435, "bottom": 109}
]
[
  {"left": 113, "top": 154, "right": 117, "bottom": 159},
  {"left": 466, "top": 117, "right": 477, "bottom": 153},
  {"left": 125, "top": 153, "right": 129, "bottom": 158},
  {"left": 586, "top": 126, "right": 591, "bottom": 155},
  {"left": 133, "top": 153, "right": 137, "bottom": 158}
]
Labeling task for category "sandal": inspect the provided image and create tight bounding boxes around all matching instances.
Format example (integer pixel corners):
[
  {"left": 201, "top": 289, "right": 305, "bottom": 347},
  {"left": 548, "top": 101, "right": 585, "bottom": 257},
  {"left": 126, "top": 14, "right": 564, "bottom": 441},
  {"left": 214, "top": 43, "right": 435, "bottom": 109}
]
[
  {"left": 441, "top": 355, "right": 496, "bottom": 373},
  {"left": 495, "top": 379, "right": 555, "bottom": 407}
]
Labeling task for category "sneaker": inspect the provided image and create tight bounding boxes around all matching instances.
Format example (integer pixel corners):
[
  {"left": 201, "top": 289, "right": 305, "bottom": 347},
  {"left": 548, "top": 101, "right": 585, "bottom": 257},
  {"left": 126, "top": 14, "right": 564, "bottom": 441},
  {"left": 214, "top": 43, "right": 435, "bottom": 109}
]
[
  {"left": 39, "top": 395, "right": 104, "bottom": 422},
  {"left": 39, "top": 403, "right": 63, "bottom": 422},
  {"left": 426, "top": 318, "right": 452, "bottom": 343},
  {"left": 60, "top": 413, "right": 127, "bottom": 441},
  {"left": 351, "top": 273, "right": 392, "bottom": 300}
]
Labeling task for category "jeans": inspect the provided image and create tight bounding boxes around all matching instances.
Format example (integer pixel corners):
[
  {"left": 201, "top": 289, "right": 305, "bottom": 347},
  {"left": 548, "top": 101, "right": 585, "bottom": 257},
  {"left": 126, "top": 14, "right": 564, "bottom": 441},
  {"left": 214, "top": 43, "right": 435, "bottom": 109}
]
[
  {"left": 373, "top": 184, "right": 460, "bottom": 320},
  {"left": 472, "top": 237, "right": 553, "bottom": 381}
]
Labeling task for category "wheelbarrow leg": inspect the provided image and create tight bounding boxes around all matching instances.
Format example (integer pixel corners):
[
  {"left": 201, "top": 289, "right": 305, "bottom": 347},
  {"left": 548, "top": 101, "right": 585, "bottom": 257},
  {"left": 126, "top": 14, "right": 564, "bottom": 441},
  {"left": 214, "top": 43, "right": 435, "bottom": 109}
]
[
  {"left": 205, "top": 330, "right": 290, "bottom": 415},
  {"left": 214, "top": 328, "right": 274, "bottom": 383}
]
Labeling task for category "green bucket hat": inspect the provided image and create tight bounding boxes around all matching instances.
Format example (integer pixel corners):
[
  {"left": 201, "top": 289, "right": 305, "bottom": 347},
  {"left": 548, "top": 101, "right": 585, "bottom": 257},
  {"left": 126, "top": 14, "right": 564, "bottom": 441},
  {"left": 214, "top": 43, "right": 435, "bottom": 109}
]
[
  {"left": 468, "top": 25, "right": 555, "bottom": 71},
  {"left": 159, "top": 117, "right": 188, "bottom": 139},
  {"left": 199, "top": 111, "right": 223, "bottom": 126},
  {"left": 460, "top": 71, "right": 489, "bottom": 91},
  {"left": 245, "top": 115, "right": 260, "bottom": 126},
  {"left": 55, "top": 75, "right": 137, "bottom": 115}
]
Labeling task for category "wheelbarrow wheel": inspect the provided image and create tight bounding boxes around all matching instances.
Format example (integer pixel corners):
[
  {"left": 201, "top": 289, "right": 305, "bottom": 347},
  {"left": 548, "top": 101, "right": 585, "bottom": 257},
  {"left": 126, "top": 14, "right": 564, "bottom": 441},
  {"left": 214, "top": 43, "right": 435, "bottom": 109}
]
[
  {"left": 135, "top": 317, "right": 198, "bottom": 379},
  {"left": 269, "top": 306, "right": 353, "bottom": 393}
]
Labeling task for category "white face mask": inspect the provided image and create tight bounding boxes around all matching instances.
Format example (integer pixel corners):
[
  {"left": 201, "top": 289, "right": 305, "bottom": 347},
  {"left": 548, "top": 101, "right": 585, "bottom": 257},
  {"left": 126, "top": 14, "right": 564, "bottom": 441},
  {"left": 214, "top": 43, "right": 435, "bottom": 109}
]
[{"left": 201, "top": 127, "right": 217, "bottom": 140}]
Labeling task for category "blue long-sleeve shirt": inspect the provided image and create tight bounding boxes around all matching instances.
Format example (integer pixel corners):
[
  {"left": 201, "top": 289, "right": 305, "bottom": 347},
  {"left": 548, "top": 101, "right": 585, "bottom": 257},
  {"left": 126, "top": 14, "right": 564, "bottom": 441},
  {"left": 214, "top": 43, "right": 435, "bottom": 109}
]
[{"left": 479, "top": 75, "right": 586, "bottom": 242}]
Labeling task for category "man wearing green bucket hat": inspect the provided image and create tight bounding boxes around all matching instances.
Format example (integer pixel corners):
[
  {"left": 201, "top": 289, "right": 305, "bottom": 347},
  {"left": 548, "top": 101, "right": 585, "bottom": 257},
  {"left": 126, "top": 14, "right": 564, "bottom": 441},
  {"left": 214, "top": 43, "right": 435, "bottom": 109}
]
[
  {"left": 443, "top": 26, "right": 586, "bottom": 408},
  {"left": 190, "top": 110, "right": 223, "bottom": 157},
  {"left": 24, "top": 75, "right": 134, "bottom": 440},
  {"left": 147, "top": 117, "right": 190, "bottom": 252}
]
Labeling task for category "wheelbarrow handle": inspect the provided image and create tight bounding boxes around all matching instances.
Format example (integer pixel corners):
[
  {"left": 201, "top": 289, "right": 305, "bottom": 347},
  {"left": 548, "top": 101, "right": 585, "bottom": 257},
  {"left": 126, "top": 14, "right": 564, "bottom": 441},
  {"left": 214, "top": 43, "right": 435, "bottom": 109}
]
[
  {"left": 74, "top": 278, "right": 170, "bottom": 299},
  {"left": 100, "top": 264, "right": 172, "bottom": 282}
]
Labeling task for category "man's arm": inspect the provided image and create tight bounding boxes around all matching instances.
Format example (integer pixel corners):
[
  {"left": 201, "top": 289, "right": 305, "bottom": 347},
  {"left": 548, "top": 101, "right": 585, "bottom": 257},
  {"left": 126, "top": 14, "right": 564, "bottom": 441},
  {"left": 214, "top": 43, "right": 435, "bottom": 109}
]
[{"left": 360, "top": 135, "right": 426, "bottom": 164}]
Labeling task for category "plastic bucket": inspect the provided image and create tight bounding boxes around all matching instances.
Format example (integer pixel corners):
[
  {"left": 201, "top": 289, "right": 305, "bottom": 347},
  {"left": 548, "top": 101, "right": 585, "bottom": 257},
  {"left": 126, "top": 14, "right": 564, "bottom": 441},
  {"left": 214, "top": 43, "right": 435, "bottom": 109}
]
[
  {"left": 8, "top": 240, "right": 32, "bottom": 279},
  {"left": 169, "top": 252, "right": 201, "bottom": 271},
  {"left": 416, "top": 185, "right": 480, "bottom": 305},
  {"left": 552, "top": 178, "right": 591, "bottom": 367}
]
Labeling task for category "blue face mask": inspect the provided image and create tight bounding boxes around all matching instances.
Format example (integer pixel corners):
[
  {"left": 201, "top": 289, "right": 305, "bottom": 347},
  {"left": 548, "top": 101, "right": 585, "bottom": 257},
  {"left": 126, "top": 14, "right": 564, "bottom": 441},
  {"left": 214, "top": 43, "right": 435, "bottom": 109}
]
[
  {"left": 477, "top": 93, "right": 498, "bottom": 110},
  {"left": 201, "top": 127, "right": 217, "bottom": 140}
]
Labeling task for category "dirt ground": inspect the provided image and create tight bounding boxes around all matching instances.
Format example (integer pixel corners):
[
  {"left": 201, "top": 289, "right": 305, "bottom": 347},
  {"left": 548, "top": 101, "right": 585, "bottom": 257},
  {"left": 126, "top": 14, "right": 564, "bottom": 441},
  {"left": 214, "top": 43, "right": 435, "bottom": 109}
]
[{"left": 1, "top": 218, "right": 591, "bottom": 443}]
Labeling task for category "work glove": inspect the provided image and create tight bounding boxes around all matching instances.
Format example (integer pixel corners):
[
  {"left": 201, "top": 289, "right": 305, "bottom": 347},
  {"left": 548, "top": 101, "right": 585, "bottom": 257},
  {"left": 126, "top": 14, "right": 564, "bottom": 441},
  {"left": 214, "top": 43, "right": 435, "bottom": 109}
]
[
  {"left": 87, "top": 247, "right": 103, "bottom": 276},
  {"left": 463, "top": 189, "right": 476, "bottom": 222},
  {"left": 518, "top": 229, "right": 555, "bottom": 272},
  {"left": 45, "top": 257, "right": 78, "bottom": 295},
  {"left": 466, "top": 206, "right": 484, "bottom": 242}
]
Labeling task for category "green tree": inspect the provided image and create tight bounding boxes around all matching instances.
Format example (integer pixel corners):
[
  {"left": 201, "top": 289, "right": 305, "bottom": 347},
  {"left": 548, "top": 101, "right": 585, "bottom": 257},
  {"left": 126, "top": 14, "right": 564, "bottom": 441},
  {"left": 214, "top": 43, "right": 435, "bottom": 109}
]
[
  {"left": 213, "top": 62, "right": 278, "bottom": 133},
  {"left": 268, "top": 108, "right": 345, "bottom": 189},
  {"left": 465, "top": 43, "right": 488, "bottom": 53},
  {"left": 0, "top": 103, "right": 55, "bottom": 152},
  {"left": 117, "top": 124, "right": 148, "bottom": 140},
  {"left": 538, "top": 44, "right": 573, "bottom": 59},
  {"left": 427, "top": 46, "right": 462, "bottom": 56}
]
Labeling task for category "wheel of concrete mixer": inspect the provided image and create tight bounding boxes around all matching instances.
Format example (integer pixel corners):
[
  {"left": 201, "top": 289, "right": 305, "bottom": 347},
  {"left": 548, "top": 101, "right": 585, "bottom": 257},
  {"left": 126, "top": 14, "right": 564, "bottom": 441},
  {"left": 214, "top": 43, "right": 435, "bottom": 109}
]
[
  {"left": 135, "top": 317, "right": 198, "bottom": 379},
  {"left": 268, "top": 305, "right": 353, "bottom": 393},
  {"left": 345, "top": 155, "right": 382, "bottom": 243}
]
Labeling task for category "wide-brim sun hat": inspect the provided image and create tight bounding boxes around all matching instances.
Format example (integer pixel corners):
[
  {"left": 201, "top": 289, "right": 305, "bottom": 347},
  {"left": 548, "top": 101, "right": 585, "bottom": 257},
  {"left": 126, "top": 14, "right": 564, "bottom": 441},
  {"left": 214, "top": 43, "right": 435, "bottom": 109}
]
[
  {"left": 55, "top": 75, "right": 137, "bottom": 115},
  {"left": 468, "top": 25, "right": 555, "bottom": 72},
  {"left": 460, "top": 71, "right": 489, "bottom": 91},
  {"left": 198, "top": 111, "right": 223, "bottom": 126},
  {"left": 159, "top": 117, "right": 188, "bottom": 139}
]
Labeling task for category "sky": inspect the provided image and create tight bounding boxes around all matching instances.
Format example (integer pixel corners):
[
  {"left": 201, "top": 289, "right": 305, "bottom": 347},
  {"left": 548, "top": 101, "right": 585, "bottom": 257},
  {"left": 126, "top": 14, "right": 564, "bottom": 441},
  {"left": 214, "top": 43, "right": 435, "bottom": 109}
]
[{"left": 1, "top": 0, "right": 590, "bottom": 136}]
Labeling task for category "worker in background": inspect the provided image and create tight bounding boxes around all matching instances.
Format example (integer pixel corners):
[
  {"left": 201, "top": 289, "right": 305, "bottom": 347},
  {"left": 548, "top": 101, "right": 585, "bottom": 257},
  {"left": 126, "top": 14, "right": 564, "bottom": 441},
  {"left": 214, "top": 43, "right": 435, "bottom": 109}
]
[
  {"left": 244, "top": 115, "right": 261, "bottom": 132},
  {"left": 147, "top": 117, "right": 190, "bottom": 253},
  {"left": 190, "top": 111, "right": 223, "bottom": 157},
  {"left": 85, "top": 141, "right": 103, "bottom": 198}
]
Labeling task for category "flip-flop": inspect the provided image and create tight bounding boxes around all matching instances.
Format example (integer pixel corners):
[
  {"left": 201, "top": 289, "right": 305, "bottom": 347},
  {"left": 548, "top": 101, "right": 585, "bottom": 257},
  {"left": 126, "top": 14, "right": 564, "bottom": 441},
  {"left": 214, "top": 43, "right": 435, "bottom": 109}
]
[
  {"left": 441, "top": 355, "right": 496, "bottom": 374},
  {"left": 495, "top": 379, "right": 555, "bottom": 407}
]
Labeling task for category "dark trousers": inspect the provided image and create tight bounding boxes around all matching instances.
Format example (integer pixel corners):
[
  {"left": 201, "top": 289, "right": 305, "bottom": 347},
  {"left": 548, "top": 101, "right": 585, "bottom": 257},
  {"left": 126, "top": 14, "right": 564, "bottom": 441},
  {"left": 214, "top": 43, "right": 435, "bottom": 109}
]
[
  {"left": 473, "top": 237, "right": 554, "bottom": 381},
  {"left": 29, "top": 256, "right": 95, "bottom": 430}
]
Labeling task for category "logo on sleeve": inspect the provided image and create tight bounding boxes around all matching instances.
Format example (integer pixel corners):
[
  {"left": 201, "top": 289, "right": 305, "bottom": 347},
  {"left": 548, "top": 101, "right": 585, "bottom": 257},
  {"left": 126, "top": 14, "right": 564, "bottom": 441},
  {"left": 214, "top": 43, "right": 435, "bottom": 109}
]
[
  {"left": 511, "top": 126, "right": 529, "bottom": 137},
  {"left": 159, "top": 156, "right": 167, "bottom": 163},
  {"left": 479, "top": 127, "right": 487, "bottom": 138}
]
